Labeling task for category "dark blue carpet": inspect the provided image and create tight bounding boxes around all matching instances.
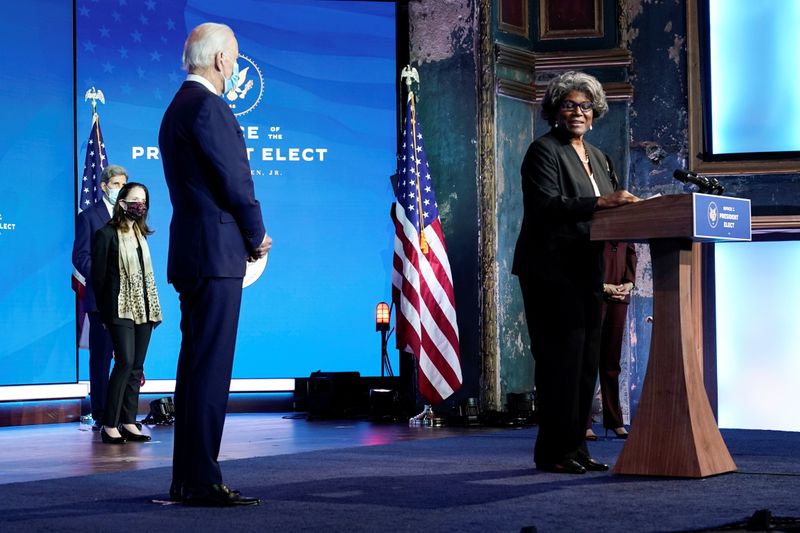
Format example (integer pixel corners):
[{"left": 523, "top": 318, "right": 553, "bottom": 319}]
[{"left": 1, "top": 427, "right": 799, "bottom": 532}]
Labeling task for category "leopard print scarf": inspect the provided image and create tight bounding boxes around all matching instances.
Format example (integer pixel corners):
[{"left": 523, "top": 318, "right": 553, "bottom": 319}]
[{"left": 117, "top": 225, "right": 163, "bottom": 325}]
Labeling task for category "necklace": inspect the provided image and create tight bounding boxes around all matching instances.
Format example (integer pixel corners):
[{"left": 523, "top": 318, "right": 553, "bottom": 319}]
[{"left": 574, "top": 141, "right": 590, "bottom": 164}]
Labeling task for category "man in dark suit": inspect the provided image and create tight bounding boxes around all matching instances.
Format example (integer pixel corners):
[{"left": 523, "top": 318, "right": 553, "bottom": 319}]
[
  {"left": 72, "top": 165, "right": 128, "bottom": 428},
  {"left": 159, "top": 22, "right": 271, "bottom": 507}
]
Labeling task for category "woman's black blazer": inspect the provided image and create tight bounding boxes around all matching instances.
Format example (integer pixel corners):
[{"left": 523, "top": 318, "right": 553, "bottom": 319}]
[
  {"left": 91, "top": 224, "right": 123, "bottom": 325},
  {"left": 512, "top": 129, "right": 618, "bottom": 287}
]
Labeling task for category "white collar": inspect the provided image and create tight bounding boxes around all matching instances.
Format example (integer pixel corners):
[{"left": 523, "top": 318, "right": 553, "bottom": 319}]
[
  {"left": 102, "top": 195, "right": 114, "bottom": 217},
  {"left": 186, "top": 74, "right": 219, "bottom": 95}
]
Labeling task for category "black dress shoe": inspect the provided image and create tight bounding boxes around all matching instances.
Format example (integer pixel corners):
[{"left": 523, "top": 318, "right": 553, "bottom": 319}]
[
  {"left": 171, "top": 482, "right": 239, "bottom": 502},
  {"left": 100, "top": 428, "right": 126, "bottom": 444},
  {"left": 118, "top": 426, "right": 151, "bottom": 442},
  {"left": 606, "top": 427, "right": 629, "bottom": 439},
  {"left": 182, "top": 484, "right": 259, "bottom": 507},
  {"left": 537, "top": 459, "right": 586, "bottom": 474},
  {"left": 576, "top": 455, "right": 609, "bottom": 472},
  {"left": 169, "top": 482, "right": 183, "bottom": 502}
]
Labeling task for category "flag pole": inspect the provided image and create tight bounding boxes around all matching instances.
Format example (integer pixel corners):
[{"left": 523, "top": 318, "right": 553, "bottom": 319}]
[
  {"left": 399, "top": 66, "right": 429, "bottom": 254},
  {"left": 409, "top": 93, "right": 429, "bottom": 254},
  {"left": 73, "top": 87, "right": 108, "bottom": 357},
  {"left": 83, "top": 87, "right": 107, "bottom": 178},
  {"left": 393, "top": 65, "right": 462, "bottom": 414}
]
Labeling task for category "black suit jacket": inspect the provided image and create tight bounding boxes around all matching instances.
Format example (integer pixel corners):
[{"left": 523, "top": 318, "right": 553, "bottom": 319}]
[
  {"left": 512, "top": 129, "right": 617, "bottom": 287},
  {"left": 158, "top": 80, "right": 265, "bottom": 281},
  {"left": 91, "top": 224, "right": 122, "bottom": 325},
  {"left": 73, "top": 201, "right": 111, "bottom": 312}
]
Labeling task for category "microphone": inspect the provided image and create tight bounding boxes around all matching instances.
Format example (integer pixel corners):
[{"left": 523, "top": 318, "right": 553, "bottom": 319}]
[
  {"left": 707, "top": 176, "right": 725, "bottom": 195},
  {"left": 673, "top": 169, "right": 724, "bottom": 195}
]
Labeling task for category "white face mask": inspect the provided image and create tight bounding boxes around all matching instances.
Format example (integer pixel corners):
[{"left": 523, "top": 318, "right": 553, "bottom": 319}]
[
  {"left": 224, "top": 60, "right": 241, "bottom": 94},
  {"left": 106, "top": 187, "right": 121, "bottom": 205}
]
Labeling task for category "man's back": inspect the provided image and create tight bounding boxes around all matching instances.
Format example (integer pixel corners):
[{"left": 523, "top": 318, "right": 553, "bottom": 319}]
[{"left": 159, "top": 80, "right": 264, "bottom": 281}]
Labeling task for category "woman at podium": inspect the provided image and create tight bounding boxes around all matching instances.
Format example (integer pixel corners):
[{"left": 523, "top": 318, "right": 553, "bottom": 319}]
[{"left": 512, "top": 71, "right": 639, "bottom": 474}]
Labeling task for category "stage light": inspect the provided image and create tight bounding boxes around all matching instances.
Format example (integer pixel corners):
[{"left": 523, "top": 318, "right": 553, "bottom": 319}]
[
  {"left": 375, "top": 302, "right": 394, "bottom": 377},
  {"left": 375, "top": 302, "right": 390, "bottom": 332},
  {"left": 307, "top": 371, "right": 362, "bottom": 419},
  {"left": 458, "top": 397, "right": 481, "bottom": 426},
  {"left": 369, "top": 388, "right": 400, "bottom": 422},
  {"left": 507, "top": 392, "right": 536, "bottom": 425}
]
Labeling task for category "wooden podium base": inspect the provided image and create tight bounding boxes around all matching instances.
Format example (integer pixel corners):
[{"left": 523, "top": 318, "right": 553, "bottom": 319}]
[{"left": 613, "top": 239, "right": 736, "bottom": 477}]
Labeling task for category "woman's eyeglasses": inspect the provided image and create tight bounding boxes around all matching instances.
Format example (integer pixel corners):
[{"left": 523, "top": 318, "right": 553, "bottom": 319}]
[{"left": 560, "top": 100, "right": 594, "bottom": 113}]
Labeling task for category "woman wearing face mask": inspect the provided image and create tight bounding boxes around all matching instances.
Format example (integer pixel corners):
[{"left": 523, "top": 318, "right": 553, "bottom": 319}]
[
  {"left": 72, "top": 165, "right": 128, "bottom": 429},
  {"left": 92, "top": 182, "right": 163, "bottom": 444}
]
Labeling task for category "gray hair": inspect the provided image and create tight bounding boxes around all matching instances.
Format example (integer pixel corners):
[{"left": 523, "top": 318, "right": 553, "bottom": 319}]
[
  {"left": 540, "top": 71, "right": 609, "bottom": 125},
  {"left": 182, "top": 22, "right": 235, "bottom": 72},
  {"left": 101, "top": 164, "right": 127, "bottom": 184}
]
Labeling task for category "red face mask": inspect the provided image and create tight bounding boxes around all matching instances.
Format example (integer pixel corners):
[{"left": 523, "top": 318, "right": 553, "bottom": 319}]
[{"left": 123, "top": 201, "right": 147, "bottom": 220}]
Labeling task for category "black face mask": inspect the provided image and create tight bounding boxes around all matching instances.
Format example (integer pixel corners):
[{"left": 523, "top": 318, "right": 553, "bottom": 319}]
[{"left": 123, "top": 201, "right": 147, "bottom": 221}]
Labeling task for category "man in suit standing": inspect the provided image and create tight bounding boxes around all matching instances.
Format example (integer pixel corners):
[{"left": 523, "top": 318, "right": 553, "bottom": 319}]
[
  {"left": 159, "top": 22, "right": 271, "bottom": 507},
  {"left": 72, "top": 165, "right": 128, "bottom": 429}
]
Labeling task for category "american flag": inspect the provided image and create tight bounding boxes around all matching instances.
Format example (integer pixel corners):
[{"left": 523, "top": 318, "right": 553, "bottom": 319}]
[
  {"left": 79, "top": 112, "right": 108, "bottom": 210},
  {"left": 391, "top": 93, "right": 462, "bottom": 404},
  {"left": 73, "top": 112, "right": 108, "bottom": 347}
]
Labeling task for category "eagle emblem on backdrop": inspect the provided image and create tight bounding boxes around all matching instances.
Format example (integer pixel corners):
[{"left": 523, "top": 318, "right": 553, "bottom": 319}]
[{"left": 226, "top": 53, "right": 264, "bottom": 117}]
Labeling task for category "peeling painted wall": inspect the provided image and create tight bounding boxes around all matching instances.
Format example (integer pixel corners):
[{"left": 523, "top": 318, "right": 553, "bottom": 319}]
[
  {"left": 622, "top": 0, "right": 800, "bottom": 411},
  {"left": 623, "top": 0, "right": 691, "bottom": 411},
  {"left": 409, "top": 0, "right": 473, "bottom": 63},
  {"left": 405, "top": 0, "right": 800, "bottom": 414},
  {"left": 495, "top": 1, "right": 682, "bottom": 415},
  {"left": 408, "top": 0, "right": 481, "bottom": 406},
  {"left": 496, "top": 94, "right": 535, "bottom": 400}
]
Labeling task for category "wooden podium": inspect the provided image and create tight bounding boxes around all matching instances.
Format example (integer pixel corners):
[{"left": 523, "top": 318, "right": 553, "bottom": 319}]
[{"left": 591, "top": 193, "right": 750, "bottom": 477}]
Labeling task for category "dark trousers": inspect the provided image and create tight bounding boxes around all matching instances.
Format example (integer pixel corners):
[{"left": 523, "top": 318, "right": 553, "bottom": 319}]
[
  {"left": 88, "top": 312, "right": 115, "bottom": 421},
  {"left": 171, "top": 277, "right": 243, "bottom": 490},
  {"left": 104, "top": 321, "right": 153, "bottom": 427},
  {"left": 519, "top": 275, "right": 602, "bottom": 466},
  {"left": 596, "top": 300, "right": 629, "bottom": 429}
]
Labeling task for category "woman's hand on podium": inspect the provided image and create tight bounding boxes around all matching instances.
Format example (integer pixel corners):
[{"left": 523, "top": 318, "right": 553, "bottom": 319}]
[{"left": 597, "top": 190, "right": 640, "bottom": 209}]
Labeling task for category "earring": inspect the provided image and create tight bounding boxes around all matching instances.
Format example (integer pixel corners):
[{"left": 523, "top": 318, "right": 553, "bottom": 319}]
[
  {"left": 554, "top": 122, "right": 559, "bottom": 128},
  {"left": 589, "top": 125, "right": 593, "bottom": 130}
]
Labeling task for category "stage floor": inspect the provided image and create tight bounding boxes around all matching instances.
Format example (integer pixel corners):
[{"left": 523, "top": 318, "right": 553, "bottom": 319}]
[
  {"left": 2, "top": 416, "right": 800, "bottom": 531},
  {"left": 0, "top": 412, "right": 497, "bottom": 485}
]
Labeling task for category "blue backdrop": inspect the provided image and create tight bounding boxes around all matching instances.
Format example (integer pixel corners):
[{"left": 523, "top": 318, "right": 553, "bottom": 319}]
[
  {"left": 1, "top": 0, "right": 399, "bottom": 386},
  {"left": 0, "top": 1, "right": 75, "bottom": 386}
]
